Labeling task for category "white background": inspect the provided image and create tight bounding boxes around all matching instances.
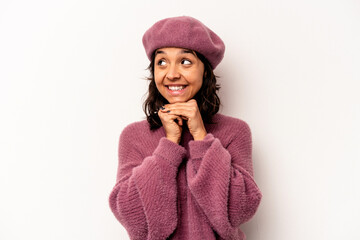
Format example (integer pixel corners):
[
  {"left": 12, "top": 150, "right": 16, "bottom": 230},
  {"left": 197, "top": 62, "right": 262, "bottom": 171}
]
[{"left": 1, "top": 0, "right": 359, "bottom": 239}]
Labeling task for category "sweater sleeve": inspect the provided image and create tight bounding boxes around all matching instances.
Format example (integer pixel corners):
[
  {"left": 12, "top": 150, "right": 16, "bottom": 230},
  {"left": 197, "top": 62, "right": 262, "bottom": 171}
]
[
  {"left": 186, "top": 121, "right": 262, "bottom": 238},
  {"left": 108, "top": 125, "right": 186, "bottom": 240}
]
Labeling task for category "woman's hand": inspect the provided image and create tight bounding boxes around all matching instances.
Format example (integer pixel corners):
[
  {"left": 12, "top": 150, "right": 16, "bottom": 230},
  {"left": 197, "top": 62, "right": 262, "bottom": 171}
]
[
  {"left": 158, "top": 106, "right": 184, "bottom": 144},
  {"left": 160, "top": 99, "right": 207, "bottom": 141}
]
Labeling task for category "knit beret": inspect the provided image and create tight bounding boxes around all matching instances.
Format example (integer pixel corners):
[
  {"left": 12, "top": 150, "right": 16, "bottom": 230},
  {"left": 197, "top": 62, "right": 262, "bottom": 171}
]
[{"left": 142, "top": 16, "right": 225, "bottom": 69}]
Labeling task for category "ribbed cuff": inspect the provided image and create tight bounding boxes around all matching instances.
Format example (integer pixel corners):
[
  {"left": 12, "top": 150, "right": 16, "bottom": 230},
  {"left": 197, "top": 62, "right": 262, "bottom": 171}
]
[
  {"left": 188, "top": 133, "right": 215, "bottom": 159},
  {"left": 153, "top": 137, "right": 187, "bottom": 167}
]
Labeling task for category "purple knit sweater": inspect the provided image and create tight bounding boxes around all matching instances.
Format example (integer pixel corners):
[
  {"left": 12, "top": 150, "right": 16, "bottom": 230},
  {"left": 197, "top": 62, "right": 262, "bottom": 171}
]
[{"left": 109, "top": 113, "right": 262, "bottom": 240}]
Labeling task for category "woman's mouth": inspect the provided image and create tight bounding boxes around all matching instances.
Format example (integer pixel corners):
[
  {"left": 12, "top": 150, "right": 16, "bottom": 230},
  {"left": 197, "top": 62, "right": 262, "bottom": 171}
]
[
  {"left": 167, "top": 85, "right": 186, "bottom": 90},
  {"left": 166, "top": 85, "right": 187, "bottom": 95}
]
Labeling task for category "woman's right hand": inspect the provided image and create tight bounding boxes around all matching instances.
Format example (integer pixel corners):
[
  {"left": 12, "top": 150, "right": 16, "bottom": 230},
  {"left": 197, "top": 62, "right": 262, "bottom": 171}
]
[{"left": 158, "top": 107, "right": 183, "bottom": 144}]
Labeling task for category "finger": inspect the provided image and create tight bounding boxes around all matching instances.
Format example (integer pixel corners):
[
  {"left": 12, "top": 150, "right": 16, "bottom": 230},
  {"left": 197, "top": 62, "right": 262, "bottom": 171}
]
[
  {"left": 175, "top": 116, "right": 183, "bottom": 126},
  {"left": 158, "top": 109, "right": 172, "bottom": 122},
  {"left": 159, "top": 110, "right": 183, "bottom": 123},
  {"left": 163, "top": 102, "right": 194, "bottom": 110},
  {"left": 161, "top": 105, "right": 194, "bottom": 114},
  {"left": 163, "top": 102, "right": 198, "bottom": 113},
  {"left": 159, "top": 108, "right": 172, "bottom": 113},
  {"left": 164, "top": 108, "right": 195, "bottom": 119},
  {"left": 165, "top": 99, "right": 197, "bottom": 107},
  {"left": 173, "top": 115, "right": 184, "bottom": 126}
]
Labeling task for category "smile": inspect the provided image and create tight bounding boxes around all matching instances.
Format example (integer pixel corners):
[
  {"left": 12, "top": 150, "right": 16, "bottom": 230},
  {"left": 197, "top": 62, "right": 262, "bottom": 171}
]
[{"left": 166, "top": 85, "right": 187, "bottom": 91}]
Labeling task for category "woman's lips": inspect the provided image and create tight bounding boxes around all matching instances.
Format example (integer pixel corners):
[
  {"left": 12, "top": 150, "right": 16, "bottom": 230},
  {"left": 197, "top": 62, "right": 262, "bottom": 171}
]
[{"left": 166, "top": 85, "right": 187, "bottom": 95}]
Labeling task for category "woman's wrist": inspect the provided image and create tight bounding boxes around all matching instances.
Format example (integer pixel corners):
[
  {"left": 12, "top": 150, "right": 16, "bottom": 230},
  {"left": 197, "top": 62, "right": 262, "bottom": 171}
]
[
  {"left": 193, "top": 129, "right": 207, "bottom": 141},
  {"left": 167, "top": 136, "right": 180, "bottom": 144}
]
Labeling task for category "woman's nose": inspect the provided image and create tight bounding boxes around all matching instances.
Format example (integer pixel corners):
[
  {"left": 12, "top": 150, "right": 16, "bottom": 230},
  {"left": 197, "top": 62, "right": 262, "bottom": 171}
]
[{"left": 166, "top": 64, "right": 181, "bottom": 80}]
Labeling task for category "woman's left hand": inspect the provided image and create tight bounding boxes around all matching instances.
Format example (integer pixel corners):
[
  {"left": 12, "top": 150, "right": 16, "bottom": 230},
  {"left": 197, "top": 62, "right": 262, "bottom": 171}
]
[{"left": 160, "top": 99, "right": 207, "bottom": 141}]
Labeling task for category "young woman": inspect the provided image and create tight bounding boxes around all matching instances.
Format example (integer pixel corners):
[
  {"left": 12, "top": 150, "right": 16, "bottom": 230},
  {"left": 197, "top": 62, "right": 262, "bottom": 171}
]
[{"left": 109, "top": 16, "right": 262, "bottom": 240}]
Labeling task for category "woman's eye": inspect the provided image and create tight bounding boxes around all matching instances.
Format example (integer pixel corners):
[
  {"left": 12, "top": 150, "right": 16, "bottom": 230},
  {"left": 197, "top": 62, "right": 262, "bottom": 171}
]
[
  {"left": 181, "top": 59, "right": 192, "bottom": 65},
  {"left": 157, "top": 59, "right": 166, "bottom": 66}
]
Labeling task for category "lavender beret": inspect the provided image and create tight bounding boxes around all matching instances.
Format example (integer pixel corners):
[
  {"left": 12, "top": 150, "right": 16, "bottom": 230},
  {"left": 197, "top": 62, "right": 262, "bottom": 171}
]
[{"left": 142, "top": 16, "right": 225, "bottom": 69}]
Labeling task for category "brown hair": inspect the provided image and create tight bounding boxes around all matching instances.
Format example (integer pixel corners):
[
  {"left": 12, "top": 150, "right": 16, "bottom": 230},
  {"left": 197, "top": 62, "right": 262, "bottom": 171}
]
[{"left": 143, "top": 50, "right": 221, "bottom": 130}]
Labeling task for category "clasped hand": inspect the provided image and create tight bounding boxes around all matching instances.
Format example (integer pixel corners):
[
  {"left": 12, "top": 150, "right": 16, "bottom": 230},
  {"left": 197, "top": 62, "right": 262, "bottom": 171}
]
[{"left": 158, "top": 99, "right": 207, "bottom": 144}]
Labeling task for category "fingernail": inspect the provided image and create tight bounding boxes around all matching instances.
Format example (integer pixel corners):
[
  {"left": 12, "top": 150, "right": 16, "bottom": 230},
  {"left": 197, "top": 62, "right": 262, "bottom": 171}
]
[
  {"left": 166, "top": 110, "right": 171, "bottom": 113},
  {"left": 160, "top": 106, "right": 165, "bottom": 110}
]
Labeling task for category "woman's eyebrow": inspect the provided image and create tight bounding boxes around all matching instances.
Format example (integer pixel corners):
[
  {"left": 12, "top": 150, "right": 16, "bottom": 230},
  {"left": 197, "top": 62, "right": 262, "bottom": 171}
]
[{"left": 155, "top": 50, "right": 165, "bottom": 55}]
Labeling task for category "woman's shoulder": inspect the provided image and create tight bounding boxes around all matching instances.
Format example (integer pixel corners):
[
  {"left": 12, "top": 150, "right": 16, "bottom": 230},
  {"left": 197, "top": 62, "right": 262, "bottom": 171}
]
[
  {"left": 119, "top": 119, "right": 164, "bottom": 143},
  {"left": 211, "top": 113, "right": 251, "bottom": 131},
  {"left": 120, "top": 119, "right": 151, "bottom": 137},
  {"left": 123, "top": 119, "right": 149, "bottom": 130},
  {"left": 208, "top": 113, "right": 252, "bottom": 143},
  {"left": 117, "top": 119, "right": 164, "bottom": 158}
]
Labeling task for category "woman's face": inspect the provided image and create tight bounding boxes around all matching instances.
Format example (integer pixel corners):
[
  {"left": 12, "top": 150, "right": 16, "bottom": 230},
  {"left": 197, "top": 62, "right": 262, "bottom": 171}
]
[{"left": 154, "top": 47, "right": 204, "bottom": 104}]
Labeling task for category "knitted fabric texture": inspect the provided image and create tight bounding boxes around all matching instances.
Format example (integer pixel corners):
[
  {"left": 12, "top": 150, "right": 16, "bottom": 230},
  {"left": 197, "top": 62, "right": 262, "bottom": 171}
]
[
  {"left": 142, "top": 16, "right": 225, "bottom": 69},
  {"left": 109, "top": 114, "right": 262, "bottom": 240}
]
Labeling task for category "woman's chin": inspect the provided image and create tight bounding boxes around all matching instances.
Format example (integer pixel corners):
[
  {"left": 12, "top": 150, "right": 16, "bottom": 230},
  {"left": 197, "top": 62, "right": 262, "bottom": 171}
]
[{"left": 167, "top": 98, "right": 190, "bottom": 103}]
